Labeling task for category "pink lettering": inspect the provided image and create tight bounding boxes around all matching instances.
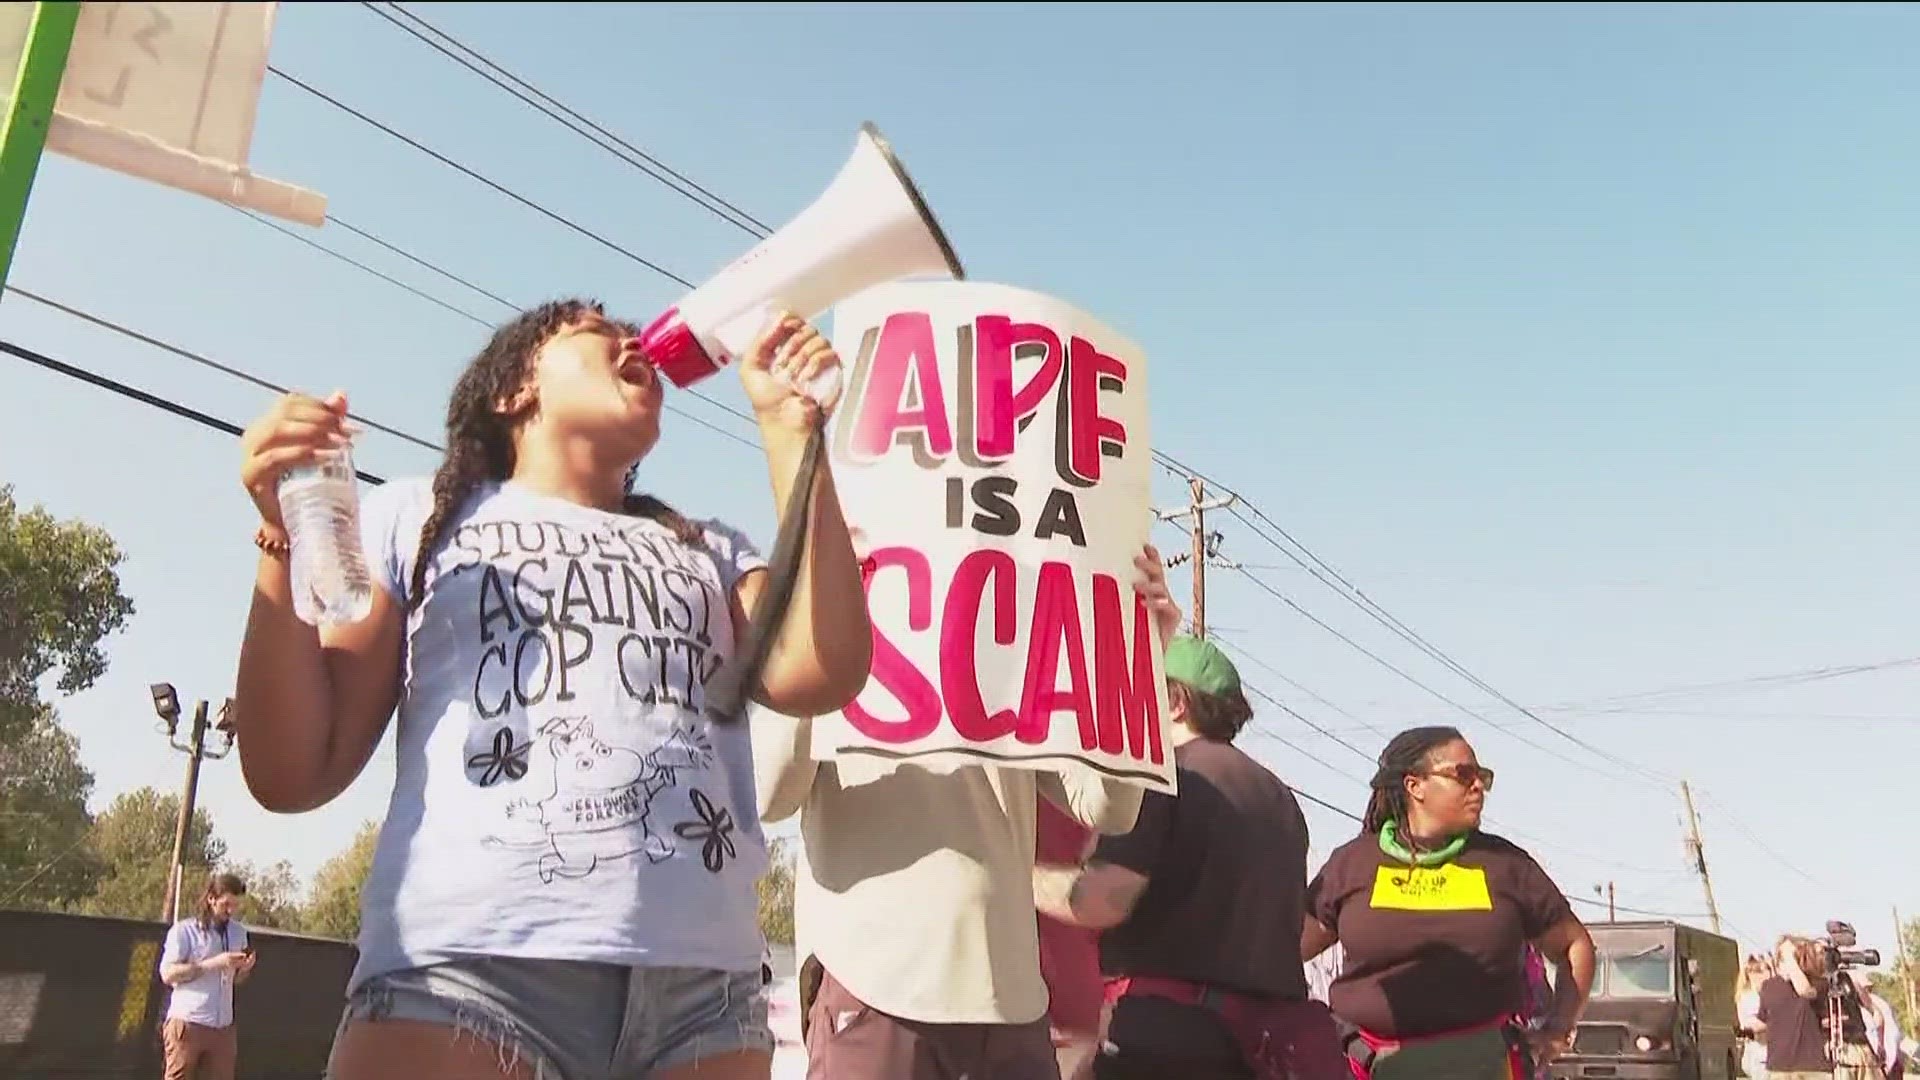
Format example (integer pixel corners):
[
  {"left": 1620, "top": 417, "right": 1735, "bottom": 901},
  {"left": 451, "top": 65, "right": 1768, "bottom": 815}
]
[
  {"left": 1055, "top": 335, "right": 1130, "bottom": 487},
  {"left": 1016, "top": 561, "right": 1094, "bottom": 747},
  {"left": 1092, "top": 575, "right": 1163, "bottom": 765},
  {"left": 972, "top": 315, "right": 1064, "bottom": 461},
  {"left": 939, "top": 549, "right": 1020, "bottom": 741},
  {"left": 842, "top": 546, "right": 942, "bottom": 744},
  {"left": 848, "top": 312, "right": 954, "bottom": 463}
]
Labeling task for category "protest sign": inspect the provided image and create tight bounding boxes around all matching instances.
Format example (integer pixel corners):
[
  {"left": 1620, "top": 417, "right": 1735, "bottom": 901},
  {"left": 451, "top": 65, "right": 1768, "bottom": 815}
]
[
  {"left": 0, "top": 2, "right": 326, "bottom": 226},
  {"left": 813, "top": 281, "right": 1174, "bottom": 794}
]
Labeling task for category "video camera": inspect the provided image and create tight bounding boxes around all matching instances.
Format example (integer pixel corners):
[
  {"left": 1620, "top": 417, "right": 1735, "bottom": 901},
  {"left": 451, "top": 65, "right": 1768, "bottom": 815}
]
[
  {"left": 1815, "top": 921, "right": 1880, "bottom": 1048},
  {"left": 1817, "top": 920, "right": 1882, "bottom": 974}
]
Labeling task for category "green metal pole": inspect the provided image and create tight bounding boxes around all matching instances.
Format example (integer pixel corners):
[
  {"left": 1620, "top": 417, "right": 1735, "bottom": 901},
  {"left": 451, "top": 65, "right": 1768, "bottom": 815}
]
[{"left": 0, "top": 1, "right": 80, "bottom": 289}]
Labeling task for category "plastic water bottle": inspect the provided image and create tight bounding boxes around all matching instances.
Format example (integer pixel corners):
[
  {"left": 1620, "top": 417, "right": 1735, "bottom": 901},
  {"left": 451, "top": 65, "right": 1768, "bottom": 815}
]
[{"left": 278, "top": 442, "right": 374, "bottom": 628}]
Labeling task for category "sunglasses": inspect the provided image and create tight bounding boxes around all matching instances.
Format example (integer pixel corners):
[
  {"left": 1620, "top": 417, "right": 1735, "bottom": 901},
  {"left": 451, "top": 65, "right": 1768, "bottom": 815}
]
[{"left": 1419, "top": 763, "right": 1495, "bottom": 792}]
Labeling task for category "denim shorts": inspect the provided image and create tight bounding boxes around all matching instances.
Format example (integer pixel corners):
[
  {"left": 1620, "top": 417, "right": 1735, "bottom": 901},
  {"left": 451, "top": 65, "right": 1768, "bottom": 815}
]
[{"left": 329, "top": 954, "right": 773, "bottom": 1080}]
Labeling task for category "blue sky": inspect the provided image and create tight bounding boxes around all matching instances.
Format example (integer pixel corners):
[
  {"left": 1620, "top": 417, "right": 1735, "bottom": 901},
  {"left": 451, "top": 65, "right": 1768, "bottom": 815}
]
[{"left": 3, "top": 2, "right": 1915, "bottom": 953}]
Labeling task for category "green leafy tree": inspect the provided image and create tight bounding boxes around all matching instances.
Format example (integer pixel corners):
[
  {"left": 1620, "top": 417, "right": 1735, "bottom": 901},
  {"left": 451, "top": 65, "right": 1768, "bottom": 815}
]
[
  {"left": 0, "top": 486, "right": 136, "bottom": 743},
  {"left": 225, "top": 858, "right": 306, "bottom": 931},
  {"left": 78, "top": 787, "right": 224, "bottom": 922},
  {"left": 1868, "top": 913, "right": 1918, "bottom": 1035},
  {"left": 757, "top": 838, "right": 796, "bottom": 947},
  {"left": 0, "top": 706, "right": 106, "bottom": 909},
  {"left": 301, "top": 820, "right": 380, "bottom": 940}
]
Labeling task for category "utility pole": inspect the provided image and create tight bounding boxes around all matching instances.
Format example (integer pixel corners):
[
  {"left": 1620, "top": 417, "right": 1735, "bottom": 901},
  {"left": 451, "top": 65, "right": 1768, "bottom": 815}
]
[
  {"left": 1680, "top": 781, "right": 1722, "bottom": 935},
  {"left": 148, "top": 686, "right": 234, "bottom": 924},
  {"left": 1154, "top": 477, "right": 1237, "bottom": 639},
  {"left": 1608, "top": 881, "right": 1617, "bottom": 922},
  {"left": 1896, "top": 905, "right": 1916, "bottom": 1020}
]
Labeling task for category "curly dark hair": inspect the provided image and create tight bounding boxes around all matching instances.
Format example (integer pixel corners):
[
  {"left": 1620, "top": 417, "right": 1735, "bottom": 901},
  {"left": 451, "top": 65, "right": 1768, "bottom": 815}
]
[
  {"left": 406, "top": 298, "right": 703, "bottom": 609},
  {"left": 1361, "top": 725, "right": 1467, "bottom": 836}
]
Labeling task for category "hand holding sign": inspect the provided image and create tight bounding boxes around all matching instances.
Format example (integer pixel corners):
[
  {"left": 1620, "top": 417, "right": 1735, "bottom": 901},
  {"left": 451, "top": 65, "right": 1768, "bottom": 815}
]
[
  {"left": 1134, "top": 545, "right": 1182, "bottom": 649},
  {"left": 816, "top": 281, "right": 1176, "bottom": 793}
]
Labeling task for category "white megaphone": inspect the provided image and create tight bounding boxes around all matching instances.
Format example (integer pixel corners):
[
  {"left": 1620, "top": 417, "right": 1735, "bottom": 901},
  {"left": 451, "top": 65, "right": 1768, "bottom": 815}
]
[{"left": 635, "top": 122, "right": 965, "bottom": 402}]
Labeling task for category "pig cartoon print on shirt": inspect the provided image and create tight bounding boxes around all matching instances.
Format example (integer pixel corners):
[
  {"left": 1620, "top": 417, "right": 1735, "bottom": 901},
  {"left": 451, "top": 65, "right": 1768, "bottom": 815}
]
[{"left": 484, "top": 716, "right": 715, "bottom": 883}]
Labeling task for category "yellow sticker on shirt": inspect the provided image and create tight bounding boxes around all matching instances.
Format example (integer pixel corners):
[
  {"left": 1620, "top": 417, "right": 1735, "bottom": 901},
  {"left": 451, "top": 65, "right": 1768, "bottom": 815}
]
[{"left": 1369, "top": 864, "right": 1493, "bottom": 911}]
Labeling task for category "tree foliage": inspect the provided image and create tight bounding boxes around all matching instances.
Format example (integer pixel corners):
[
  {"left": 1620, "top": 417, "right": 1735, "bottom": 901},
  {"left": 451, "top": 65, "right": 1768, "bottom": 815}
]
[
  {"left": 1868, "top": 913, "right": 1919, "bottom": 1035},
  {"left": 757, "top": 838, "right": 796, "bottom": 947},
  {"left": 77, "top": 787, "right": 224, "bottom": 922},
  {"left": 302, "top": 820, "right": 380, "bottom": 940},
  {"left": 225, "top": 858, "right": 307, "bottom": 931},
  {"left": 0, "top": 705, "right": 106, "bottom": 909},
  {"left": 0, "top": 486, "right": 136, "bottom": 743}
]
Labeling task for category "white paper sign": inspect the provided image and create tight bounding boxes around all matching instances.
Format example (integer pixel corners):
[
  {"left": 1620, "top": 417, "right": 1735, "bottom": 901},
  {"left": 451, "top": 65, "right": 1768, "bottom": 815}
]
[
  {"left": 813, "top": 281, "right": 1174, "bottom": 794},
  {"left": 0, "top": 2, "right": 325, "bottom": 225}
]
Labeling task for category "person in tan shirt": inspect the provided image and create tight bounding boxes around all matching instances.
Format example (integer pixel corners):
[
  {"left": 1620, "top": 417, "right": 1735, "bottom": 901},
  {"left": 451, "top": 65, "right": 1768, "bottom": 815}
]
[{"left": 753, "top": 543, "right": 1181, "bottom": 1080}]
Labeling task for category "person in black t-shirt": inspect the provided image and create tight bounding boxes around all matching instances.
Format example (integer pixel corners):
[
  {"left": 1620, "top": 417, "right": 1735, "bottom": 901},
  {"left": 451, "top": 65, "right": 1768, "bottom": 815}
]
[
  {"left": 1033, "top": 636, "right": 1345, "bottom": 1080},
  {"left": 1302, "top": 726, "right": 1595, "bottom": 1080},
  {"left": 1755, "top": 936, "right": 1835, "bottom": 1079}
]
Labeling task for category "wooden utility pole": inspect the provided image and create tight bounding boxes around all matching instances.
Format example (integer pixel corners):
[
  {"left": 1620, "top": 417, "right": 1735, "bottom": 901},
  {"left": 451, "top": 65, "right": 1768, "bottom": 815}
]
[
  {"left": 1680, "top": 781, "right": 1723, "bottom": 934},
  {"left": 1188, "top": 477, "right": 1210, "bottom": 637},
  {"left": 1896, "top": 905, "right": 1916, "bottom": 1020},
  {"left": 1155, "top": 478, "right": 1237, "bottom": 639},
  {"left": 1608, "top": 881, "right": 1617, "bottom": 922}
]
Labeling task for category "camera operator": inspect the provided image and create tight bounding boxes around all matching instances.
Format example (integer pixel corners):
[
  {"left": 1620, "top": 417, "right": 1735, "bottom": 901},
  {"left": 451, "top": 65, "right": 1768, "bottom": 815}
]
[
  {"left": 1755, "top": 937, "right": 1830, "bottom": 1079},
  {"left": 1845, "top": 972, "right": 1903, "bottom": 1080}
]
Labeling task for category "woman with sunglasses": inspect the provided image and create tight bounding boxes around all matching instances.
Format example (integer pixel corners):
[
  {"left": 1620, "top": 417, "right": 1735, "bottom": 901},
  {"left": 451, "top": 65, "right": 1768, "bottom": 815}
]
[{"left": 1302, "top": 726, "right": 1595, "bottom": 1079}]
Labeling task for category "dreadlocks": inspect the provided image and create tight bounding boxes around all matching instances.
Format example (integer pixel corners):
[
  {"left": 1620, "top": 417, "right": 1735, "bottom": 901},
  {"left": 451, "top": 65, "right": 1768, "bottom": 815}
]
[
  {"left": 1360, "top": 725, "right": 1466, "bottom": 836},
  {"left": 406, "top": 299, "right": 703, "bottom": 610}
]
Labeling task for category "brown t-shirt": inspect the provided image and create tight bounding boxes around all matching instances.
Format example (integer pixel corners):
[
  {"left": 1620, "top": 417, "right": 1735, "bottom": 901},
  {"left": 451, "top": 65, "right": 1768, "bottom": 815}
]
[
  {"left": 1755, "top": 975, "right": 1831, "bottom": 1072},
  {"left": 1306, "top": 830, "right": 1572, "bottom": 1038},
  {"left": 1093, "top": 738, "right": 1311, "bottom": 1001}
]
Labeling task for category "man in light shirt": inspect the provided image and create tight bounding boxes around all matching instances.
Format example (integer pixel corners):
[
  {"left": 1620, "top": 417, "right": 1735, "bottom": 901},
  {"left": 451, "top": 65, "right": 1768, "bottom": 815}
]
[
  {"left": 755, "top": 542, "right": 1181, "bottom": 1080},
  {"left": 156, "top": 871, "right": 255, "bottom": 1080}
]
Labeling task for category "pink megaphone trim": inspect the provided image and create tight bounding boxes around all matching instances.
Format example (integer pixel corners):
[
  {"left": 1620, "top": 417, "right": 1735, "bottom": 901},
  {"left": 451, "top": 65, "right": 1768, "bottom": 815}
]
[{"left": 637, "top": 307, "right": 724, "bottom": 389}]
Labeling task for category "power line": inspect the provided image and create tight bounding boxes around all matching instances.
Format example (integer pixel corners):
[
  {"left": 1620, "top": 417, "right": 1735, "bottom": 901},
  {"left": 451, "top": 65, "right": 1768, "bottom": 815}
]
[
  {"left": 1537, "top": 655, "right": 1920, "bottom": 713},
  {"left": 323, "top": 213, "right": 520, "bottom": 310},
  {"left": 266, "top": 65, "right": 697, "bottom": 289},
  {"left": 232, "top": 208, "right": 497, "bottom": 327},
  {"left": 362, "top": 1, "right": 771, "bottom": 237},
  {"left": 1211, "top": 629, "right": 1392, "bottom": 740},
  {"left": 1147, "top": 449, "right": 1673, "bottom": 784},
  {"left": 1237, "top": 672, "right": 1378, "bottom": 769},
  {"left": 5, "top": 284, "right": 441, "bottom": 453},
  {"left": 210, "top": 209, "right": 760, "bottom": 449},
  {"left": 1226, "top": 560, "right": 1590, "bottom": 768},
  {"left": 0, "top": 335, "right": 388, "bottom": 486}
]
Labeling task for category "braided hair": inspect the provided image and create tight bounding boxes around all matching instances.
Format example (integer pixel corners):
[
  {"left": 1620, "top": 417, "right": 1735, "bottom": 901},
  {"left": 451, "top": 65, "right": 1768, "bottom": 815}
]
[
  {"left": 406, "top": 299, "right": 703, "bottom": 610},
  {"left": 1360, "top": 725, "right": 1466, "bottom": 836}
]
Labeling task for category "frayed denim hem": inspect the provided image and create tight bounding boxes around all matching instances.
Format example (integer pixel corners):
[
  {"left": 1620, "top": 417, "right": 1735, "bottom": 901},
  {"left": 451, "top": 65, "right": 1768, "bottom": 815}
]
[{"left": 329, "top": 976, "right": 564, "bottom": 1080}]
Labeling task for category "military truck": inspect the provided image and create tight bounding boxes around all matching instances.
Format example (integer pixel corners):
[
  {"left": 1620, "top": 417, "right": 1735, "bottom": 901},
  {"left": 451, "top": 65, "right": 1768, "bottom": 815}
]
[{"left": 1549, "top": 920, "right": 1741, "bottom": 1080}]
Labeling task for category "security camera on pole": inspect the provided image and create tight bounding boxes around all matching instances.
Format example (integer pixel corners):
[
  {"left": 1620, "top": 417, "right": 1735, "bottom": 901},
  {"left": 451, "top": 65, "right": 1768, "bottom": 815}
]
[{"left": 149, "top": 683, "right": 236, "bottom": 924}]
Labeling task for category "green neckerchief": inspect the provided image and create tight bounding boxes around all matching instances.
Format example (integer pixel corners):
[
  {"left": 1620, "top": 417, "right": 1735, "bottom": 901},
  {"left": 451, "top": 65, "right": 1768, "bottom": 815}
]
[{"left": 1379, "top": 820, "right": 1470, "bottom": 867}]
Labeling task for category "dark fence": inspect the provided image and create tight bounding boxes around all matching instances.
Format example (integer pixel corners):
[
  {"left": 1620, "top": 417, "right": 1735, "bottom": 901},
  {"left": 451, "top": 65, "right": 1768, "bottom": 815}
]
[{"left": 0, "top": 908, "right": 354, "bottom": 1079}]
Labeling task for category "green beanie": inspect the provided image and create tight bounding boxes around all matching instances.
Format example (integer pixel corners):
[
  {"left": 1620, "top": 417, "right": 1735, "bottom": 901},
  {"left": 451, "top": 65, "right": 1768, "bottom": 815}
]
[{"left": 1163, "top": 635, "right": 1241, "bottom": 696}]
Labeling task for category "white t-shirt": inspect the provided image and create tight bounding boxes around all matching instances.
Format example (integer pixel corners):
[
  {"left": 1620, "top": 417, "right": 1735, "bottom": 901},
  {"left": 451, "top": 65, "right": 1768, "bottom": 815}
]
[
  {"left": 348, "top": 478, "right": 770, "bottom": 992},
  {"left": 158, "top": 918, "right": 249, "bottom": 1027}
]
